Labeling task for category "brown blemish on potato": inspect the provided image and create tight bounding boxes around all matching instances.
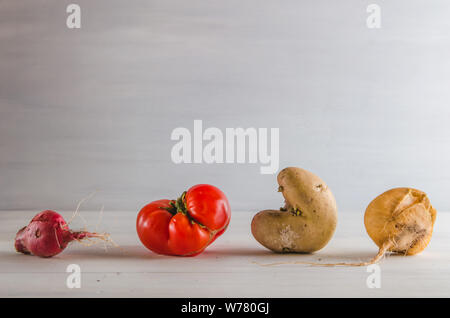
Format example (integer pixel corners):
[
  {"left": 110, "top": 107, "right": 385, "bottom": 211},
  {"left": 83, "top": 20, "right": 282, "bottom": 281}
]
[{"left": 314, "top": 184, "right": 327, "bottom": 192}]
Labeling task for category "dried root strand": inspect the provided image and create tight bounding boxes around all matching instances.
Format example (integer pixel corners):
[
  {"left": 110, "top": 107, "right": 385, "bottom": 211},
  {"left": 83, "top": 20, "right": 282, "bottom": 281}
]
[
  {"left": 68, "top": 191, "right": 98, "bottom": 225},
  {"left": 253, "top": 241, "right": 392, "bottom": 267},
  {"left": 71, "top": 231, "right": 119, "bottom": 248},
  {"left": 67, "top": 192, "right": 120, "bottom": 250}
]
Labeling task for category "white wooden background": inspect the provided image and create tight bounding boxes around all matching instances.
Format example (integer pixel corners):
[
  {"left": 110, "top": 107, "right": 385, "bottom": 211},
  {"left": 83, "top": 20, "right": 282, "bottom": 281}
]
[{"left": 1, "top": 1, "right": 450, "bottom": 212}]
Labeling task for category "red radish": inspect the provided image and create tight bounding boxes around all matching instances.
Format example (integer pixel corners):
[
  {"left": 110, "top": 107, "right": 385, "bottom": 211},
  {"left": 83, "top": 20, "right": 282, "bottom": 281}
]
[{"left": 15, "top": 210, "right": 108, "bottom": 258}]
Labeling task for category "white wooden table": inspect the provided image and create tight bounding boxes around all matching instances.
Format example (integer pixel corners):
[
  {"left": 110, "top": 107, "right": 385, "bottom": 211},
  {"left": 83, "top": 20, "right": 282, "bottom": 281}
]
[{"left": 1, "top": 210, "right": 449, "bottom": 297}]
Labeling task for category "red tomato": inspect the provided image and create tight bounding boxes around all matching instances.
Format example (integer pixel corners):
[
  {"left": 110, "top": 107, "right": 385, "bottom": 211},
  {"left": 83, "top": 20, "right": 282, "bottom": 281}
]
[{"left": 136, "top": 184, "right": 231, "bottom": 256}]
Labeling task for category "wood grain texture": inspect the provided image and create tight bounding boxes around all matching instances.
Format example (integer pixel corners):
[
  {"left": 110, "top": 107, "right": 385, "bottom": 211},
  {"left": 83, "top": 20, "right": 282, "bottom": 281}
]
[
  {"left": 0, "top": 211, "right": 449, "bottom": 297},
  {"left": 1, "top": 1, "right": 450, "bottom": 211}
]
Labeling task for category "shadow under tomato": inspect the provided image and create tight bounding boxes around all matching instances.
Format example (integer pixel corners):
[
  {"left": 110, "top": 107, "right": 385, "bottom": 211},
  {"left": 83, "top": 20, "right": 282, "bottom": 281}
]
[{"left": 199, "top": 246, "right": 270, "bottom": 257}]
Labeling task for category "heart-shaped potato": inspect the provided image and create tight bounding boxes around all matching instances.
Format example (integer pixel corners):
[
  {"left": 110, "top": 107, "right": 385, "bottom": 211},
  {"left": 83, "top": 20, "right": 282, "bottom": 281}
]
[{"left": 251, "top": 167, "right": 337, "bottom": 253}]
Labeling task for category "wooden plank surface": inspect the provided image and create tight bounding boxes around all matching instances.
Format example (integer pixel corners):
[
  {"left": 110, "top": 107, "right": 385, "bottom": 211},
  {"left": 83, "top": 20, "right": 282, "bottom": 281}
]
[{"left": 0, "top": 210, "right": 449, "bottom": 297}]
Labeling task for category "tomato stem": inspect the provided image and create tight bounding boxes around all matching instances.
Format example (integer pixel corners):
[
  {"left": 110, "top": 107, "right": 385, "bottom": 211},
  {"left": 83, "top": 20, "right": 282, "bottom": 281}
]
[
  {"left": 174, "top": 191, "right": 188, "bottom": 214},
  {"left": 159, "top": 201, "right": 178, "bottom": 215},
  {"left": 161, "top": 191, "right": 209, "bottom": 229},
  {"left": 160, "top": 191, "right": 189, "bottom": 215}
]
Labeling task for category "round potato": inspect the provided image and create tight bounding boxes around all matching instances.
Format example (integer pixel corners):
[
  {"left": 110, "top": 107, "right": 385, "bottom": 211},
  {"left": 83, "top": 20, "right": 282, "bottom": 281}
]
[{"left": 251, "top": 167, "right": 337, "bottom": 253}]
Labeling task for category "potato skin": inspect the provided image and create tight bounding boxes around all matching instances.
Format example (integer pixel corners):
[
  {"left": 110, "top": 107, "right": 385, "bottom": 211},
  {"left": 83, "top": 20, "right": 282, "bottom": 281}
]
[{"left": 251, "top": 167, "right": 337, "bottom": 253}]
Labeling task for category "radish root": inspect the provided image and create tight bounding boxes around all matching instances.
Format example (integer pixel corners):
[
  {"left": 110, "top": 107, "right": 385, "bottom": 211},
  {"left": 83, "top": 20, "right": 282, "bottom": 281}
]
[
  {"left": 72, "top": 231, "right": 118, "bottom": 248},
  {"left": 67, "top": 191, "right": 119, "bottom": 250},
  {"left": 68, "top": 190, "right": 98, "bottom": 225}
]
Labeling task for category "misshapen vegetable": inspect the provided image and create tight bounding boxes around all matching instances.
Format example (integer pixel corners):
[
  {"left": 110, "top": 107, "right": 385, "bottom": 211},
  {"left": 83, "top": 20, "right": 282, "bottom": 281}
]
[
  {"left": 15, "top": 210, "right": 108, "bottom": 258},
  {"left": 136, "top": 184, "right": 231, "bottom": 256},
  {"left": 258, "top": 187, "right": 437, "bottom": 267},
  {"left": 365, "top": 187, "right": 436, "bottom": 258},
  {"left": 252, "top": 167, "right": 338, "bottom": 253},
  {"left": 324, "top": 187, "right": 437, "bottom": 266}
]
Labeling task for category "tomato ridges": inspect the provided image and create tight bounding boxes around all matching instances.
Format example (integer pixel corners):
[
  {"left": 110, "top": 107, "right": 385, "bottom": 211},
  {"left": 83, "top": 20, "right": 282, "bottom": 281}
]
[
  {"left": 176, "top": 190, "right": 230, "bottom": 256},
  {"left": 178, "top": 224, "right": 226, "bottom": 257},
  {"left": 175, "top": 191, "right": 211, "bottom": 229},
  {"left": 159, "top": 192, "right": 215, "bottom": 231},
  {"left": 137, "top": 184, "right": 231, "bottom": 256}
]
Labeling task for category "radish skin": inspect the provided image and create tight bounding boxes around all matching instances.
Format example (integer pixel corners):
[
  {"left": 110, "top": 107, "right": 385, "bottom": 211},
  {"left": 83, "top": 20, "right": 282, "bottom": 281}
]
[{"left": 15, "top": 210, "right": 107, "bottom": 258}]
